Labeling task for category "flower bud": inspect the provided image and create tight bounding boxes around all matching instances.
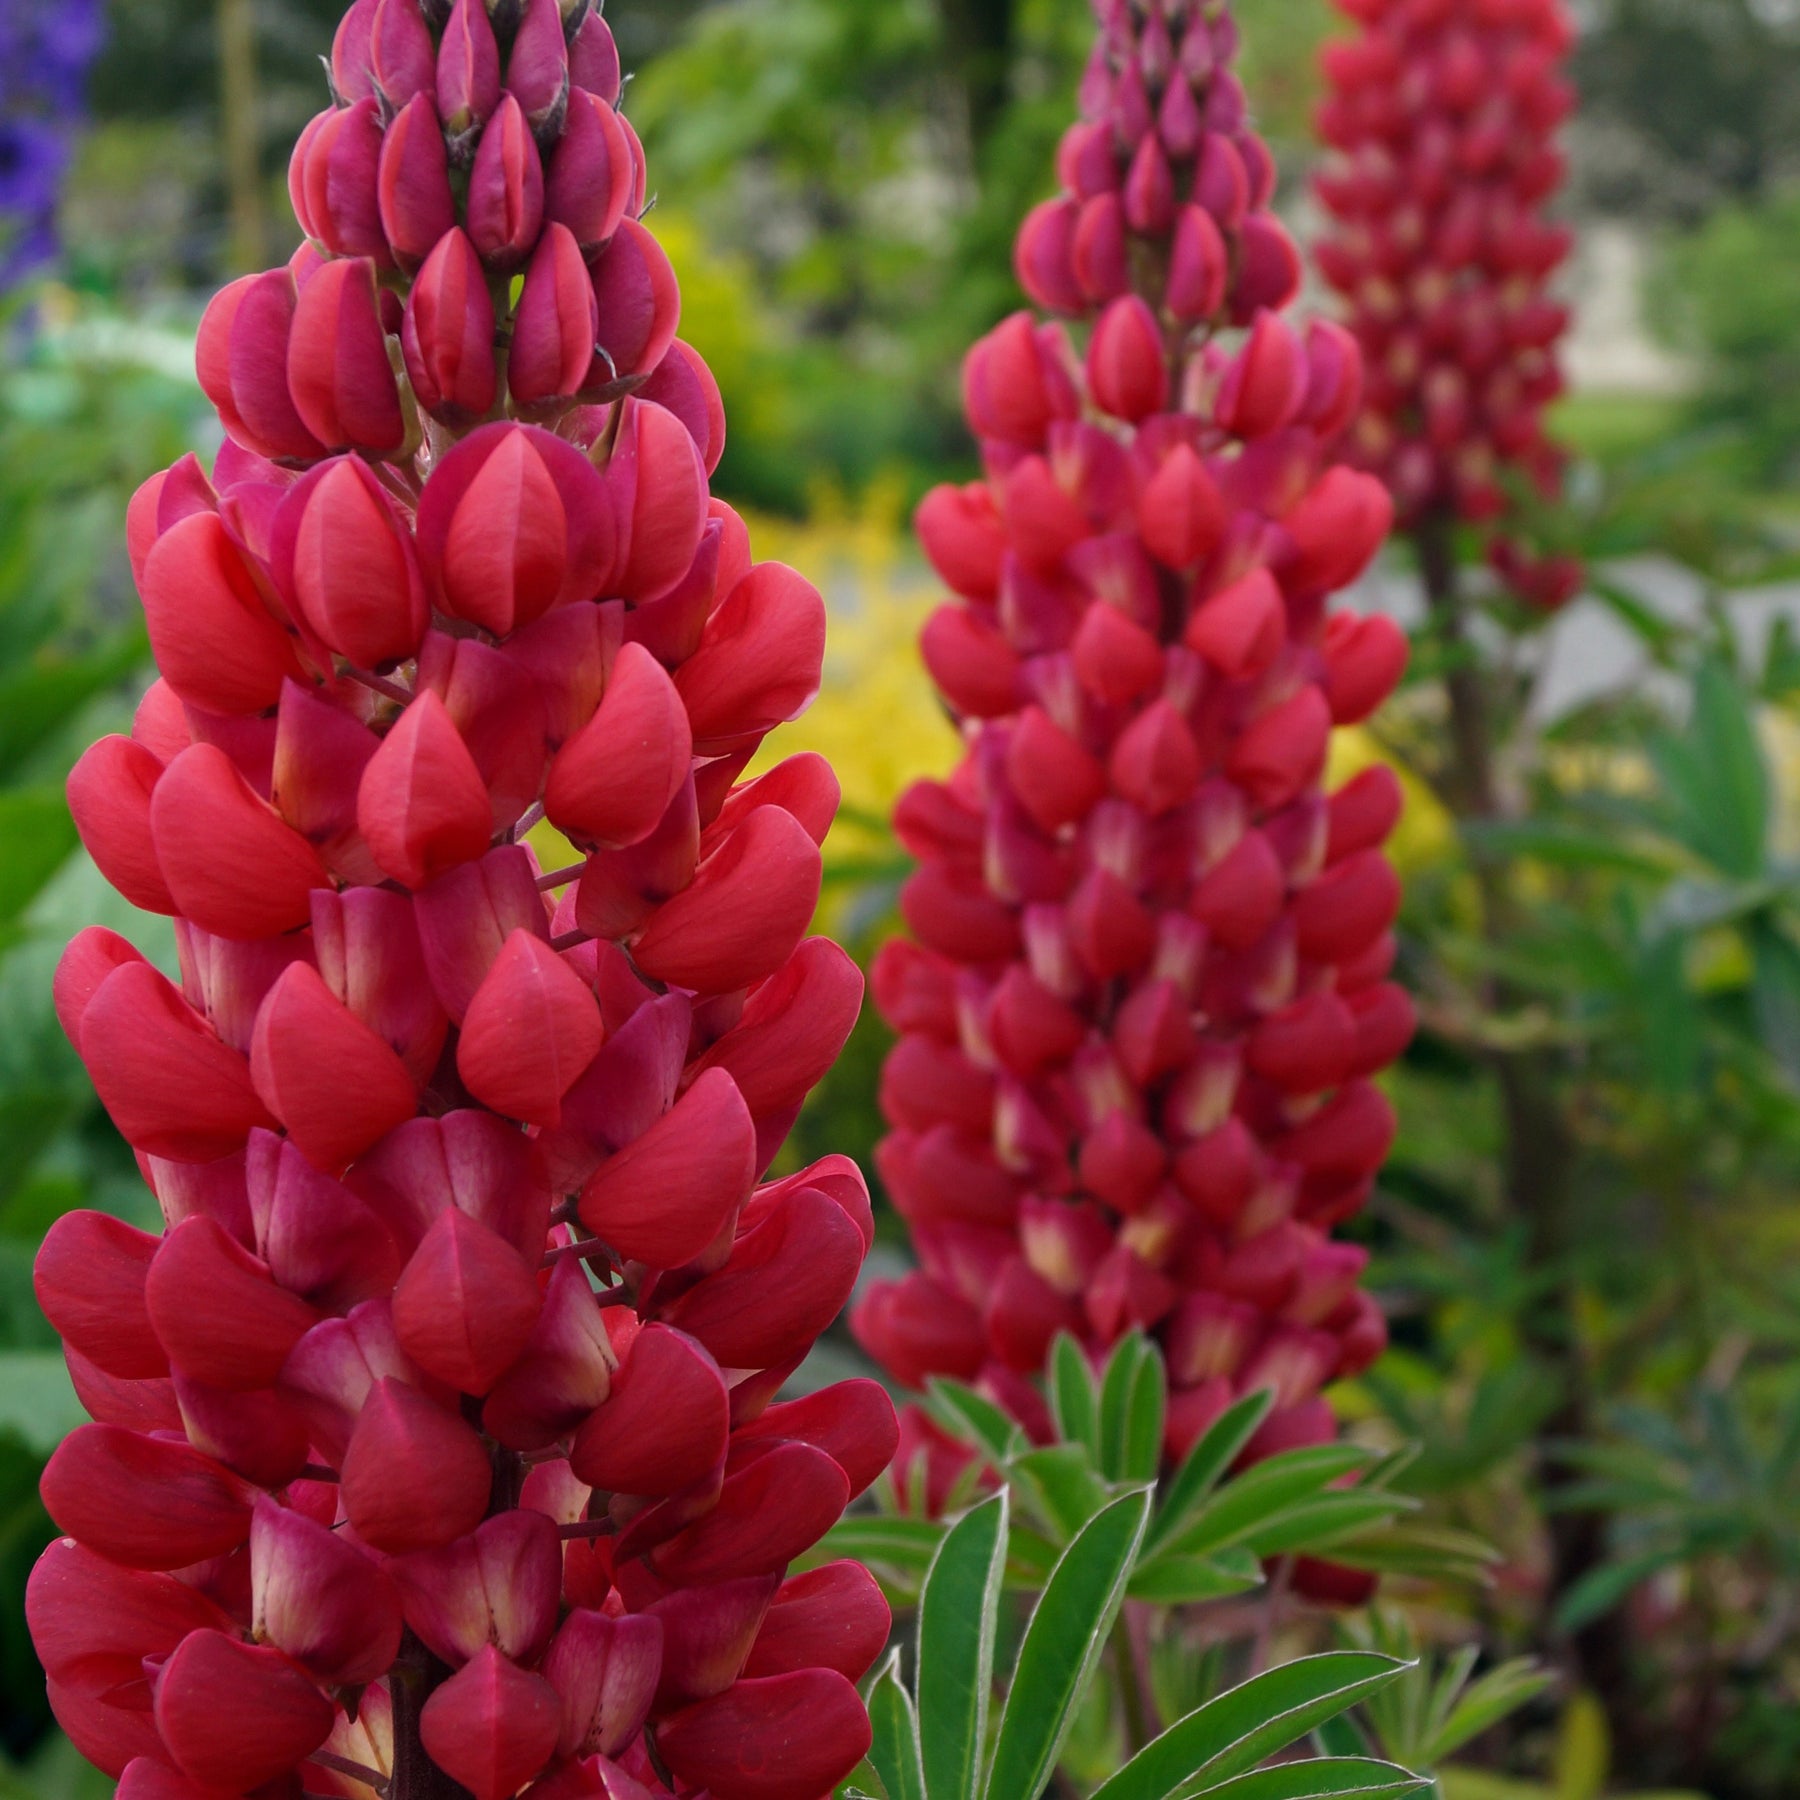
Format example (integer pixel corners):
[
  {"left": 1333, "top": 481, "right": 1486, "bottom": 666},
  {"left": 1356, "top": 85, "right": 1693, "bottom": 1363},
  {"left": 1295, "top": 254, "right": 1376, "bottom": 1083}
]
[
  {"left": 468, "top": 93, "right": 545, "bottom": 269},
  {"left": 571, "top": 11, "right": 623, "bottom": 102},
  {"left": 199, "top": 272, "right": 322, "bottom": 463},
  {"left": 547, "top": 86, "right": 635, "bottom": 251},
  {"left": 639, "top": 340, "right": 728, "bottom": 475},
  {"left": 287, "top": 256, "right": 406, "bottom": 455},
  {"left": 1087, "top": 294, "right": 1168, "bottom": 422},
  {"left": 270, "top": 455, "right": 429, "bottom": 667},
  {"left": 417, "top": 420, "right": 615, "bottom": 632},
  {"left": 588, "top": 218, "right": 681, "bottom": 386},
  {"left": 510, "top": 221, "right": 601, "bottom": 410},
  {"left": 603, "top": 396, "right": 710, "bottom": 601},
  {"left": 1014, "top": 198, "right": 1084, "bottom": 315},
  {"left": 507, "top": 0, "right": 572, "bottom": 141},
  {"left": 439, "top": 0, "right": 503, "bottom": 141},
  {"left": 292, "top": 97, "right": 388, "bottom": 262},
  {"left": 378, "top": 91, "right": 456, "bottom": 269},
  {"left": 1073, "top": 193, "right": 1128, "bottom": 303}
]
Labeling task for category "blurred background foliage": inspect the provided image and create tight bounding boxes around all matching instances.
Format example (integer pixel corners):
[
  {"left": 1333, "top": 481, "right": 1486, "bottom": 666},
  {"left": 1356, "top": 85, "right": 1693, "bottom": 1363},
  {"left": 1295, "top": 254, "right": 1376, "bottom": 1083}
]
[{"left": 9, "top": 0, "right": 1800, "bottom": 1794}]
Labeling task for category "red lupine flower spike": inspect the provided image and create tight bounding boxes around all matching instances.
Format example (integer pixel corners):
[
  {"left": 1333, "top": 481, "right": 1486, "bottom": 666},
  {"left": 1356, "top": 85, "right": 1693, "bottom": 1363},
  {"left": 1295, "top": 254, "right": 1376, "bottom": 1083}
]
[
  {"left": 35, "top": 4, "right": 882, "bottom": 1792},
  {"left": 856, "top": 0, "right": 1410, "bottom": 1588},
  {"left": 1315, "top": 0, "right": 1581, "bottom": 607}
]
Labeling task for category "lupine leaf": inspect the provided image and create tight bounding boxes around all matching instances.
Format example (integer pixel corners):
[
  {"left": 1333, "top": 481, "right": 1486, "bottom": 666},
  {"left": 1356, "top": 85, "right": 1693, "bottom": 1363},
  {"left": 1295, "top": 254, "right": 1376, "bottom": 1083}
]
[
  {"left": 1126, "top": 1549, "right": 1263, "bottom": 1605},
  {"left": 1158, "top": 1446, "right": 1373, "bottom": 1559},
  {"left": 867, "top": 1653, "right": 927, "bottom": 1800},
  {"left": 1120, "top": 1339, "right": 1167, "bottom": 1483},
  {"left": 1049, "top": 1332, "right": 1100, "bottom": 1459},
  {"left": 918, "top": 1491, "right": 1007, "bottom": 1800},
  {"left": 1418, "top": 1658, "right": 1553, "bottom": 1764},
  {"left": 1235, "top": 1491, "right": 1415, "bottom": 1558},
  {"left": 926, "top": 1377, "right": 1026, "bottom": 1466},
  {"left": 982, "top": 1487, "right": 1151, "bottom": 1800},
  {"left": 1145, "top": 1389, "right": 1277, "bottom": 1556},
  {"left": 1192, "top": 1758, "right": 1429, "bottom": 1799},
  {"left": 820, "top": 1516, "right": 947, "bottom": 1574},
  {"left": 1098, "top": 1334, "right": 1151, "bottom": 1479},
  {"left": 1008, "top": 1444, "right": 1112, "bottom": 1542},
  {"left": 1089, "top": 1653, "right": 1412, "bottom": 1800}
]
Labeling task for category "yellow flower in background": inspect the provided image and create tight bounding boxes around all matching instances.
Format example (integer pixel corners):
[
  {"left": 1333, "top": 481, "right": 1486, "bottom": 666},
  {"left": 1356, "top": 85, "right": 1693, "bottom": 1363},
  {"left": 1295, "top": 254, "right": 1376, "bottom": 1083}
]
[
  {"left": 746, "top": 481, "right": 961, "bottom": 872},
  {"left": 1328, "top": 725, "right": 1456, "bottom": 877}
]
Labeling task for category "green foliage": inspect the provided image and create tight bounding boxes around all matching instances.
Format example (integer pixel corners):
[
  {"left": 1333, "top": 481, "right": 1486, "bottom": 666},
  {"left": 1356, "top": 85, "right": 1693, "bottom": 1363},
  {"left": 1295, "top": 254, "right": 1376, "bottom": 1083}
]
[
  {"left": 856, "top": 1465, "right": 1425, "bottom": 1800},
  {"left": 1650, "top": 186, "right": 1800, "bottom": 485},
  {"left": 0, "top": 297, "right": 201, "bottom": 1760},
  {"left": 825, "top": 1338, "right": 1440, "bottom": 1608}
]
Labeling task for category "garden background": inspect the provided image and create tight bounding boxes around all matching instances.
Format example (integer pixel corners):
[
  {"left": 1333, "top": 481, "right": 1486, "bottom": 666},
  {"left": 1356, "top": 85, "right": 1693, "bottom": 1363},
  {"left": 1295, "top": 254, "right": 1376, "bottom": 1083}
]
[{"left": 5, "top": 0, "right": 1800, "bottom": 1794}]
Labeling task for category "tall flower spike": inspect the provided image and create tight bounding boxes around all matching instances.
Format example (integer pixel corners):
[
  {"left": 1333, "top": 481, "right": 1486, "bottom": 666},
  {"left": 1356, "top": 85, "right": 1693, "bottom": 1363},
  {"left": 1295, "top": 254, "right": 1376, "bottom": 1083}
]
[
  {"left": 32, "top": 5, "right": 889, "bottom": 1797},
  {"left": 1314, "top": 0, "right": 1582, "bottom": 610},
  {"left": 855, "top": 0, "right": 1410, "bottom": 1579}
]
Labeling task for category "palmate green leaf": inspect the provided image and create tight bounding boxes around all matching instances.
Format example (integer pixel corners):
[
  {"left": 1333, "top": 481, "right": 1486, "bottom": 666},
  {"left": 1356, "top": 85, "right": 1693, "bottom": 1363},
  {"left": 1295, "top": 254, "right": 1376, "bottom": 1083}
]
[
  {"left": 983, "top": 1487, "right": 1151, "bottom": 1800},
  {"left": 1195, "top": 1758, "right": 1428, "bottom": 1799},
  {"left": 1551, "top": 1548, "right": 1679, "bottom": 1634},
  {"left": 918, "top": 1491, "right": 1007, "bottom": 1800},
  {"left": 867, "top": 1653, "right": 926, "bottom": 1800},
  {"left": 1090, "top": 1653, "right": 1412, "bottom": 1800},
  {"left": 1049, "top": 1332, "right": 1100, "bottom": 1459},
  {"left": 1324, "top": 1522, "right": 1502, "bottom": 1588},
  {"left": 1158, "top": 1444, "right": 1373, "bottom": 1560},
  {"left": 925, "top": 1377, "right": 1026, "bottom": 1467},
  {"left": 1145, "top": 1389, "right": 1277, "bottom": 1556},
  {"left": 1008, "top": 1444, "right": 1112, "bottom": 1543},
  {"left": 1418, "top": 1658, "right": 1553, "bottom": 1765}
]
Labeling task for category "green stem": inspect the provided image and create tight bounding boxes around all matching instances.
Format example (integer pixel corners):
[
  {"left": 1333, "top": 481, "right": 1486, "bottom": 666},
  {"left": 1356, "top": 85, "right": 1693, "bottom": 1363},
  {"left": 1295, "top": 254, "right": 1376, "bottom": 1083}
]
[{"left": 1112, "top": 1607, "right": 1155, "bottom": 1759}]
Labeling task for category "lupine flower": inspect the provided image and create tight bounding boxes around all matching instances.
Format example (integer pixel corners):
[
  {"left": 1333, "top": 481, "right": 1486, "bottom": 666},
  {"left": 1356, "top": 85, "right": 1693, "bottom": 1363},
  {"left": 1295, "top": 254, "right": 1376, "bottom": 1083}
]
[
  {"left": 0, "top": 0, "right": 104, "bottom": 285},
  {"left": 852, "top": 0, "right": 1410, "bottom": 1578},
  {"left": 1314, "top": 0, "right": 1582, "bottom": 610},
  {"left": 34, "top": 5, "right": 891, "bottom": 1796}
]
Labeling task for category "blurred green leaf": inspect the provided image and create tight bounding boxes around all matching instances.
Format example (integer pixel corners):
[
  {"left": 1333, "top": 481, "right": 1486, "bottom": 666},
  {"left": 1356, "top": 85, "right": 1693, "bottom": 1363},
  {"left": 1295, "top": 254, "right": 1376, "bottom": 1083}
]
[{"left": 0, "top": 1357, "right": 80, "bottom": 1458}]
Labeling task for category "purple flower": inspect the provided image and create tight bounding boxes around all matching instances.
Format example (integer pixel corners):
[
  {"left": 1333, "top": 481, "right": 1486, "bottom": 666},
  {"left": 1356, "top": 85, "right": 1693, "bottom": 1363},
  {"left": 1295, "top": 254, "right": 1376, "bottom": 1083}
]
[{"left": 0, "top": 0, "right": 105, "bottom": 287}]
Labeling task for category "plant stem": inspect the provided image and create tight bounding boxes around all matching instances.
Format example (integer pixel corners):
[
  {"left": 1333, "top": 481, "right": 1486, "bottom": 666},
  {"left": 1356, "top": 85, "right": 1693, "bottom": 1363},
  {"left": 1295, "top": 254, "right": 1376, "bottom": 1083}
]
[
  {"left": 388, "top": 1632, "right": 470, "bottom": 1800},
  {"left": 1414, "top": 512, "right": 1636, "bottom": 1741},
  {"left": 1112, "top": 1606, "right": 1155, "bottom": 1759},
  {"left": 214, "top": 0, "right": 266, "bottom": 273}
]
